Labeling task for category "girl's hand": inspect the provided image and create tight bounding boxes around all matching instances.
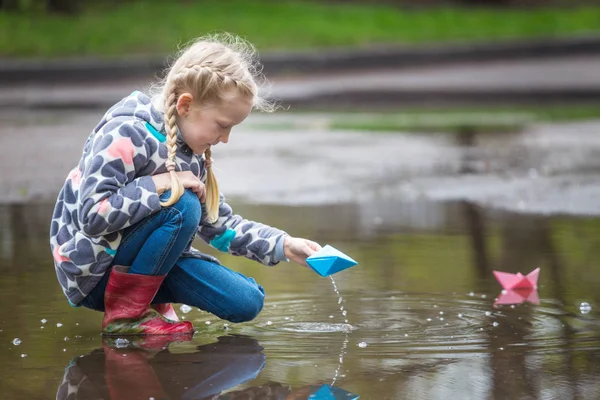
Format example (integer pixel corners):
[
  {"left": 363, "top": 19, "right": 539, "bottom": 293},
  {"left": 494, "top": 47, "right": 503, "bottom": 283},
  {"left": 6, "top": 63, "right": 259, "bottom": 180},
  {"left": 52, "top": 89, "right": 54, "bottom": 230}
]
[
  {"left": 152, "top": 171, "right": 206, "bottom": 202},
  {"left": 283, "top": 236, "right": 322, "bottom": 266}
]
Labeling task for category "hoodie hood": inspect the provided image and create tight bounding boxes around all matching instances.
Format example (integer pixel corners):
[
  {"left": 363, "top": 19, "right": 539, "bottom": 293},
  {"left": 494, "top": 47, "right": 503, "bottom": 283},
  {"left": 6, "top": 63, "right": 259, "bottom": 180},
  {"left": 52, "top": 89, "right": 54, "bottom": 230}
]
[
  {"left": 102, "top": 90, "right": 193, "bottom": 154},
  {"left": 100, "top": 90, "right": 166, "bottom": 134}
]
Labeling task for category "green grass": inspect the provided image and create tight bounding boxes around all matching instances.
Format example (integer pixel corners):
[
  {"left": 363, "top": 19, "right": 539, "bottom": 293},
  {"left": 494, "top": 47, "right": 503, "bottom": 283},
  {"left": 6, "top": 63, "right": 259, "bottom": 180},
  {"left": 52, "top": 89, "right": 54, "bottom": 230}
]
[
  {"left": 2, "top": 1, "right": 600, "bottom": 57},
  {"left": 250, "top": 105, "right": 600, "bottom": 134},
  {"left": 329, "top": 105, "right": 600, "bottom": 133}
]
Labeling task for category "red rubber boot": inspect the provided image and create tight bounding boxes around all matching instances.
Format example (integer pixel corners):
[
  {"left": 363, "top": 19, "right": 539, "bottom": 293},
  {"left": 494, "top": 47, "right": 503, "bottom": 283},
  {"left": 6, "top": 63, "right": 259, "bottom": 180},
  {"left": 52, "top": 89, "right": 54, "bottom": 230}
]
[{"left": 102, "top": 266, "right": 194, "bottom": 336}]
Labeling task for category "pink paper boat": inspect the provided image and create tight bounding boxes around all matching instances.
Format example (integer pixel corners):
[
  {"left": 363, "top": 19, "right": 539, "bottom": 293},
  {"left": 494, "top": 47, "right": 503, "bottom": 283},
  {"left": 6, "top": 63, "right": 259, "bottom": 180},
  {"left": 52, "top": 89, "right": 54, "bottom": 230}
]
[
  {"left": 493, "top": 268, "right": 540, "bottom": 291},
  {"left": 494, "top": 288, "right": 540, "bottom": 307}
]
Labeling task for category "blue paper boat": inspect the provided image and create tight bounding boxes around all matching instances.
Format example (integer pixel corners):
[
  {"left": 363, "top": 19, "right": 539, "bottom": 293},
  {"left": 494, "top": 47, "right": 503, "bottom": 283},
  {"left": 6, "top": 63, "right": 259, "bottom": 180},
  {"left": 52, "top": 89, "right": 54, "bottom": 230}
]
[
  {"left": 309, "top": 384, "right": 360, "bottom": 400},
  {"left": 306, "top": 245, "right": 358, "bottom": 277}
]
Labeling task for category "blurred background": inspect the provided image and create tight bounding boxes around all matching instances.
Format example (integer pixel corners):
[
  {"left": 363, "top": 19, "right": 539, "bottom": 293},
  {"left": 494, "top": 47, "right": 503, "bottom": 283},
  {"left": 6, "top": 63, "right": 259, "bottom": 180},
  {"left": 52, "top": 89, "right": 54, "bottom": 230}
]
[{"left": 2, "top": 1, "right": 600, "bottom": 399}]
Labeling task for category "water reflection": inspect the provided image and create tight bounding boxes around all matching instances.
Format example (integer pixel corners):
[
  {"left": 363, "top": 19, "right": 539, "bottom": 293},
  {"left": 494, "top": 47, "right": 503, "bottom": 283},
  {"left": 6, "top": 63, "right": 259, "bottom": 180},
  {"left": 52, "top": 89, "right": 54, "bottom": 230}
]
[
  {"left": 56, "top": 335, "right": 265, "bottom": 400},
  {"left": 57, "top": 334, "right": 356, "bottom": 400}
]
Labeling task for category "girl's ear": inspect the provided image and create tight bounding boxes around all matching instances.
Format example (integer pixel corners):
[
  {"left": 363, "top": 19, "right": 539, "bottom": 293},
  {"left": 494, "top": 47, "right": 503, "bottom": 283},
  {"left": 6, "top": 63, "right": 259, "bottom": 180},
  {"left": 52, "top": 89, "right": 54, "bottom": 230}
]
[{"left": 176, "top": 93, "right": 194, "bottom": 117}]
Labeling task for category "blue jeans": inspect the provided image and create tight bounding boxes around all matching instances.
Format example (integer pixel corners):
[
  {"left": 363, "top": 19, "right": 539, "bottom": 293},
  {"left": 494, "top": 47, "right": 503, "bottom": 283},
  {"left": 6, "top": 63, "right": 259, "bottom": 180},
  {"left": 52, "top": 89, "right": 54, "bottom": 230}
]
[{"left": 80, "top": 190, "right": 265, "bottom": 323}]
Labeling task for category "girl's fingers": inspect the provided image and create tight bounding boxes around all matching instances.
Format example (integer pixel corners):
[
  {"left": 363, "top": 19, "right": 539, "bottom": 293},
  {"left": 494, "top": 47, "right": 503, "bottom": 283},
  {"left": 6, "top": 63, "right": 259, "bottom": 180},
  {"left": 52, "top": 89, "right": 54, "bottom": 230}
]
[{"left": 307, "top": 240, "right": 322, "bottom": 252}]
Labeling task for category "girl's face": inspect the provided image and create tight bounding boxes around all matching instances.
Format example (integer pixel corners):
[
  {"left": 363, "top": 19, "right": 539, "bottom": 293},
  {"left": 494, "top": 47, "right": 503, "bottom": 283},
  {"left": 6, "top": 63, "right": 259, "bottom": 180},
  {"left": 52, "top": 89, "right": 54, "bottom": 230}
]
[{"left": 176, "top": 92, "right": 253, "bottom": 155}]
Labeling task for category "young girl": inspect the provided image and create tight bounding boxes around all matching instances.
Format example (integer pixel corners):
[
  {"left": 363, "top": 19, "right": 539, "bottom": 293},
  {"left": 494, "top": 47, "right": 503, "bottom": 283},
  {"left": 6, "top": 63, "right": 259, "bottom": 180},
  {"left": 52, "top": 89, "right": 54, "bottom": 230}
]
[{"left": 49, "top": 34, "right": 321, "bottom": 336}]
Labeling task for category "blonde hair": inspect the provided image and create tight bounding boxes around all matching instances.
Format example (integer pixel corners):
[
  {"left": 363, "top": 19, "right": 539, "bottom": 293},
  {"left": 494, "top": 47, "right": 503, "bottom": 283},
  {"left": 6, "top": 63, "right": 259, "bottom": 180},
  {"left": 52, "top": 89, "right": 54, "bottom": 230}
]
[{"left": 151, "top": 33, "right": 273, "bottom": 223}]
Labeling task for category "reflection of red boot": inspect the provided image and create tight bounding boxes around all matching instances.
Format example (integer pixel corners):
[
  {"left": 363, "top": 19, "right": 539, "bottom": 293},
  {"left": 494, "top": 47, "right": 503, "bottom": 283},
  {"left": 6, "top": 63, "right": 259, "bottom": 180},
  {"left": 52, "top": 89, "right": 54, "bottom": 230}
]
[
  {"left": 103, "top": 343, "right": 167, "bottom": 400},
  {"left": 102, "top": 266, "right": 194, "bottom": 336},
  {"left": 152, "top": 303, "right": 180, "bottom": 321}
]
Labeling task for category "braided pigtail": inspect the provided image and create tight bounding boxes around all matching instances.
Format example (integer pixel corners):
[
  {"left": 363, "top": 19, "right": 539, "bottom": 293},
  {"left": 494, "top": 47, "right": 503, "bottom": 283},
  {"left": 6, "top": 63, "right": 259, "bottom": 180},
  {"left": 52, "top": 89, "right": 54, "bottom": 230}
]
[
  {"left": 204, "top": 147, "right": 219, "bottom": 223},
  {"left": 159, "top": 91, "right": 185, "bottom": 207}
]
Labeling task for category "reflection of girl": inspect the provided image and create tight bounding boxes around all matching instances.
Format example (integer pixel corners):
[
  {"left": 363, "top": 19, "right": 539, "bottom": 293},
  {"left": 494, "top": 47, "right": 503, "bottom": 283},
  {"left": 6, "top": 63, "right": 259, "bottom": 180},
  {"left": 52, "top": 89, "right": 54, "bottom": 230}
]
[
  {"left": 49, "top": 34, "right": 321, "bottom": 335},
  {"left": 55, "top": 335, "right": 330, "bottom": 400},
  {"left": 56, "top": 335, "right": 266, "bottom": 400}
]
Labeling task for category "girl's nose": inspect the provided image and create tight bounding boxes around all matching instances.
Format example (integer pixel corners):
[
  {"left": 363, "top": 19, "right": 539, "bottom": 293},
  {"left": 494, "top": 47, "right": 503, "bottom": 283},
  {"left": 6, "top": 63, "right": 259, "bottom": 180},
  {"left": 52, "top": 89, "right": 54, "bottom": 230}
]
[{"left": 220, "top": 131, "right": 231, "bottom": 144}]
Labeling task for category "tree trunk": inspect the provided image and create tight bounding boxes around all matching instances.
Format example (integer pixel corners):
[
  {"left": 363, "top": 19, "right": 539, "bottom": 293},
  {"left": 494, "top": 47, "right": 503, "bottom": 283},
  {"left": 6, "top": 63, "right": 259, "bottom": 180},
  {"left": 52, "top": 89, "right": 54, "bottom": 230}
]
[
  {"left": 47, "top": 0, "right": 79, "bottom": 14},
  {"left": 0, "top": 0, "right": 21, "bottom": 11}
]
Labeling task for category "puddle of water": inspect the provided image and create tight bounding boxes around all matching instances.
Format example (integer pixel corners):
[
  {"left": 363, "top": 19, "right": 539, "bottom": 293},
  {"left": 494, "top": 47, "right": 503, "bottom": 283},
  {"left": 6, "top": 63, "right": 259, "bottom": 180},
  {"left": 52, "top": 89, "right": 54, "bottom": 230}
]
[{"left": 1, "top": 200, "right": 600, "bottom": 399}]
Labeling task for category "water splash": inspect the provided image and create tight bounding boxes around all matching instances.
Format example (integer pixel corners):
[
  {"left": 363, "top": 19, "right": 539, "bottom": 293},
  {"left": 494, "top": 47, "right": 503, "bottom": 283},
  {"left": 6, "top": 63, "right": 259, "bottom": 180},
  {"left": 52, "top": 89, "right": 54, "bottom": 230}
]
[
  {"left": 180, "top": 304, "right": 192, "bottom": 314},
  {"left": 330, "top": 276, "right": 349, "bottom": 325},
  {"left": 329, "top": 276, "right": 351, "bottom": 387},
  {"left": 580, "top": 302, "right": 592, "bottom": 315}
]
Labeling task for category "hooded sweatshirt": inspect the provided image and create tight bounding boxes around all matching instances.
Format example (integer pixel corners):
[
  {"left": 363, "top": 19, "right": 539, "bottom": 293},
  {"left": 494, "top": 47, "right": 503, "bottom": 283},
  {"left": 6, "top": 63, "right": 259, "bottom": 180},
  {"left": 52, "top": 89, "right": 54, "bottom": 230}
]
[{"left": 50, "top": 91, "right": 288, "bottom": 306}]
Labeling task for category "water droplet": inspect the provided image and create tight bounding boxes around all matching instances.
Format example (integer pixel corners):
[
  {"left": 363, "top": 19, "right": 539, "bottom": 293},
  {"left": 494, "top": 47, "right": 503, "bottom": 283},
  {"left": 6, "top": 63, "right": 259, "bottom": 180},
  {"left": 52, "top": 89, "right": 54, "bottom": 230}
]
[
  {"left": 266, "top": 321, "right": 273, "bottom": 326},
  {"left": 457, "top": 313, "right": 464, "bottom": 318},
  {"left": 56, "top": 323, "right": 63, "bottom": 327},
  {"left": 499, "top": 347, "right": 504, "bottom": 351},
  {"left": 205, "top": 321, "right": 211, "bottom": 325},
  {"left": 75, "top": 323, "right": 79, "bottom": 326},
  {"left": 468, "top": 292, "right": 475, "bottom": 297},
  {"left": 63, "top": 349, "right": 66, "bottom": 352},
  {"left": 358, "top": 341, "right": 368, "bottom": 348},
  {"left": 285, "top": 317, "right": 291, "bottom": 320},
  {"left": 439, "top": 317, "right": 444, "bottom": 321},
  {"left": 580, "top": 302, "right": 592, "bottom": 315},
  {"left": 40, "top": 326, "right": 44, "bottom": 329},
  {"left": 63, "top": 336, "right": 69, "bottom": 341},
  {"left": 12, "top": 338, "right": 21, "bottom": 346},
  {"left": 485, "top": 311, "right": 492, "bottom": 317},
  {"left": 493, "top": 322, "right": 499, "bottom": 327},
  {"left": 426, "top": 318, "right": 432, "bottom": 322},
  {"left": 404, "top": 333, "right": 408, "bottom": 337},
  {"left": 114, "top": 338, "right": 130, "bottom": 348},
  {"left": 40, "top": 319, "right": 47, "bottom": 324},
  {"left": 21, "top": 354, "right": 27, "bottom": 358},
  {"left": 481, "top": 294, "right": 487, "bottom": 299},
  {"left": 180, "top": 305, "right": 192, "bottom": 314},
  {"left": 439, "top": 311, "right": 444, "bottom": 315},
  {"left": 433, "top": 304, "right": 438, "bottom": 308},
  {"left": 338, "top": 298, "right": 343, "bottom": 304},
  {"left": 329, "top": 315, "right": 334, "bottom": 319},
  {"left": 342, "top": 311, "right": 347, "bottom": 317}
]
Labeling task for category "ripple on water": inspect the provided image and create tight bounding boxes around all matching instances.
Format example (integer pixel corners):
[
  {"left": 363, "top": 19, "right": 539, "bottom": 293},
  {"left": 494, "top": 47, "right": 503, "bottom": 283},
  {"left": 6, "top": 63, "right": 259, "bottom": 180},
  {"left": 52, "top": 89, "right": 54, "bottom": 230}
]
[
  {"left": 181, "top": 290, "right": 600, "bottom": 362},
  {"left": 222, "top": 292, "right": 600, "bottom": 360},
  {"left": 279, "top": 322, "right": 355, "bottom": 333}
]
